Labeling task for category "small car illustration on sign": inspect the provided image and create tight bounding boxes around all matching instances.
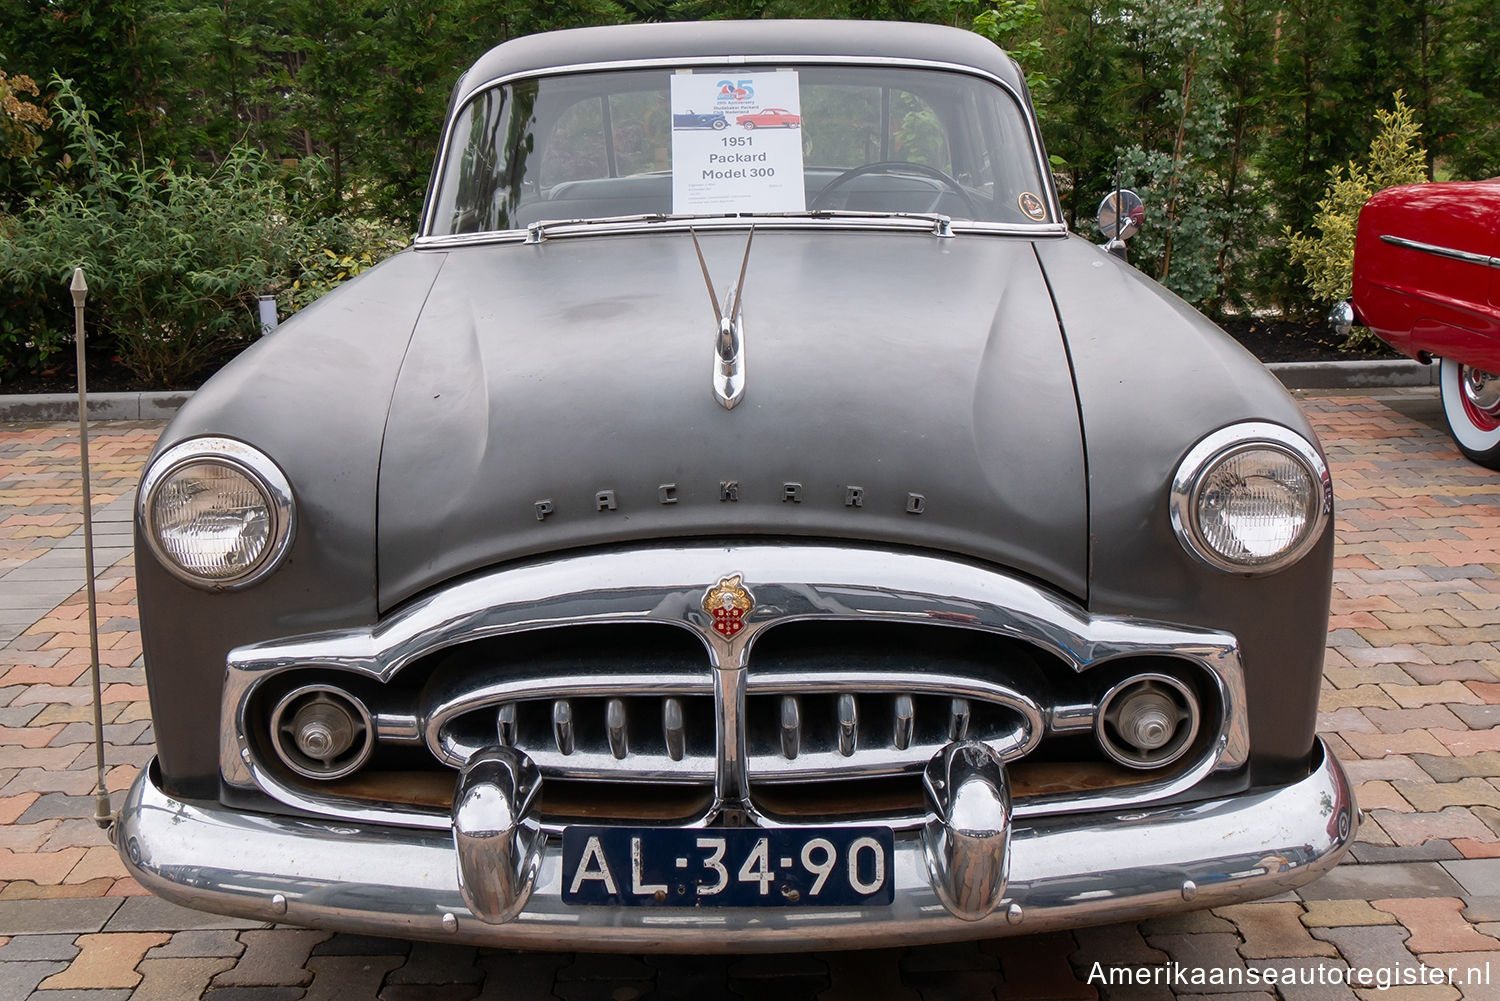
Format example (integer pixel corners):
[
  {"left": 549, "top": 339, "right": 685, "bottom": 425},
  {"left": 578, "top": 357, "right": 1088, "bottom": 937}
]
[
  {"left": 118, "top": 18, "right": 1353, "bottom": 953},
  {"left": 737, "top": 108, "right": 801, "bottom": 129},
  {"left": 673, "top": 110, "right": 728, "bottom": 130}
]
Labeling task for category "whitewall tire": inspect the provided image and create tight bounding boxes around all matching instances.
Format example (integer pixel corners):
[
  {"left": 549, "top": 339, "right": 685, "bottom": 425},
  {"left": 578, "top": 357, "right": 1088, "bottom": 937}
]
[{"left": 1439, "top": 356, "right": 1500, "bottom": 469}]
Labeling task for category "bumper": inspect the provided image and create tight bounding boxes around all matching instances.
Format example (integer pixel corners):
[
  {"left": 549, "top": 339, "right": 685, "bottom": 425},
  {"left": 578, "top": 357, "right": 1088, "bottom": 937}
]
[{"left": 117, "top": 739, "right": 1355, "bottom": 952}]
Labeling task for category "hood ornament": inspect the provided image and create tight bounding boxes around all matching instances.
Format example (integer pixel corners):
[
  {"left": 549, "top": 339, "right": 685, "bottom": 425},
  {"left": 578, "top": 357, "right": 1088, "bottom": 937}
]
[
  {"left": 690, "top": 228, "right": 754, "bottom": 411},
  {"left": 703, "top": 573, "right": 754, "bottom": 639}
]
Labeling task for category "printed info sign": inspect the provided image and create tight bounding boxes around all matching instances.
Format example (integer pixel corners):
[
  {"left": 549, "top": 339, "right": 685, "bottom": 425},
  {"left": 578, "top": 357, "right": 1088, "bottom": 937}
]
[{"left": 670, "top": 71, "right": 806, "bottom": 214}]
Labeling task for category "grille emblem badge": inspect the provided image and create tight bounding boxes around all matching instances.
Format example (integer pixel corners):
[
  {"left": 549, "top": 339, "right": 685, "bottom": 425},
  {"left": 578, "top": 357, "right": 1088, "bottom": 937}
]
[{"left": 703, "top": 574, "right": 754, "bottom": 639}]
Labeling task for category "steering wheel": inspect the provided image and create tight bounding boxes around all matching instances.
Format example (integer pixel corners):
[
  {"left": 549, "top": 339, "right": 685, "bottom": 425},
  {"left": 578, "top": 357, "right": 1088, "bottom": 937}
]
[{"left": 810, "top": 160, "right": 979, "bottom": 217}]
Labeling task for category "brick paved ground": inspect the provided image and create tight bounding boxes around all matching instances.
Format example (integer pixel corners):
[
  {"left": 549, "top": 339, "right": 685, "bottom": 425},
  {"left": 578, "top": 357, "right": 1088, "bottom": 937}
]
[{"left": 1, "top": 388, "right": 1498, "bottom": 999}]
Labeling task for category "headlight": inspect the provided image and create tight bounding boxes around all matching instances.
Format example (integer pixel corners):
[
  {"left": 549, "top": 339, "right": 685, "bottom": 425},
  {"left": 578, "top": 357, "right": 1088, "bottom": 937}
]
[
  {"left": 1170, "top": 422, "right": 1331, "bottom": 574},
  {"left": 138, "top": 437, "right": 295, "bottom": 588}
]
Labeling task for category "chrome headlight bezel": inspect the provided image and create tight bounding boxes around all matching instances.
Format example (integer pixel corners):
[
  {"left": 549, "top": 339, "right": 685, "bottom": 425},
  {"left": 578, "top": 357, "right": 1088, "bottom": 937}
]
[
  {"left": 138, "top": 437, "right": 296, "bottom": 589},
  {"left": 1169, "top": 422, "right": 1332, "bottom": 576}
]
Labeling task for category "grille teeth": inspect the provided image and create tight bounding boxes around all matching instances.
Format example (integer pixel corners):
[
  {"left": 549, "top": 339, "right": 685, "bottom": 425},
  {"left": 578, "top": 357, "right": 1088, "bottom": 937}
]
[
  {"left": 497, "top": 703, "right": 517, "bottom": 747},
  {"left": 949, "top": 698, "right": 971, "bottom": 741},
  {"left": 663, "top": 698, "right": 686, "bottom": 762},
  {"left": 894, "top": 694, "right": 914, "bottom": 751},
  {"left": 606, "top": 698, "right": 628, "bottom": 760},
  {"left": 780, "top": 696, "right": 801, "bottom": 759},
  {"left": 552, "top": 700, "right": 575, "bottom": 755},
  {"left": 837, "top": 694, "right": 858, "bottom": 756}
]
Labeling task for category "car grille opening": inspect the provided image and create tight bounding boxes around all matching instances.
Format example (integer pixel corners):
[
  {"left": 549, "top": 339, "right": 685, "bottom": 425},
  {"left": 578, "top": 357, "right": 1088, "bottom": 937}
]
[{"left": 247, "top": 621, "right": 1226, "bottom": 828}]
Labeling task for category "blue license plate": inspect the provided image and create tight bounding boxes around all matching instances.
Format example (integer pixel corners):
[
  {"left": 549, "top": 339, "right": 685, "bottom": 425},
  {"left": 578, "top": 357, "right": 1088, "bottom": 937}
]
[{"left": 561, "top": 825, "right": 895, "bottom": 907}]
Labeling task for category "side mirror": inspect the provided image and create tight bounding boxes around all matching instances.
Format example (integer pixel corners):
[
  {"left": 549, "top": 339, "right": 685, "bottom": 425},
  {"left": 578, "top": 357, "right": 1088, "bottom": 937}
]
[{"left": 1097, "top": 189, "right": 1145, "bottom": 261}]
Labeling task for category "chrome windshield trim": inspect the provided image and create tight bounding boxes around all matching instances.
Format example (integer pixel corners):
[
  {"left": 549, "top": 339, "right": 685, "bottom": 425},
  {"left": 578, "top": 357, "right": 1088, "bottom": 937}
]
[
  {"left": 412, "top": 216, "right": 1069, "bottom": 251},
  {"left": 419, "top": 54, "right": 1062, "bottom": 239},
  {"left": 221, "top": 543, "right": 1251, "bottom": 829},
  {"left": 1381, "top": 234, "right": 1500, "bottom": 270}
]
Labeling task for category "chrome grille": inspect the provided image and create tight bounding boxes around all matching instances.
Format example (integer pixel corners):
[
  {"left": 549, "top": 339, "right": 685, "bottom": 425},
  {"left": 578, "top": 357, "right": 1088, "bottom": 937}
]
[{"left": 434, "top": 680, "right": 1039, "bottom": 785}]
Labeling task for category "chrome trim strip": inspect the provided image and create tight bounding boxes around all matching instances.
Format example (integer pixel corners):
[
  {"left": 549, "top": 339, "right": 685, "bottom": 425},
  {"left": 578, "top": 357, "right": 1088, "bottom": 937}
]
[
  {"left": 1381, "top": 234, "right": 1500, "bottom": 270},
  {"left": 221, "top": 544, "right": 1252, "bottom": 829},
  {"left": 137, "top": 437, "right": 297, "bottom": 590},
  {"left": 420, "top": 54, "right": 1062, "bottom": 239},
  {"left": 413, "top": 217, "right": 1070, "bottom": 251},
  {"left": 120, "top": 740, "right": 1354, "bottom": 951}
]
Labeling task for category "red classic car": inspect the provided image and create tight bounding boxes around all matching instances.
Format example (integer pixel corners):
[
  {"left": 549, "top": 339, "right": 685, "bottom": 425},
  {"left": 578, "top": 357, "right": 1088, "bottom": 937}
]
[
  {"left": 1343, "top": 179, "right": 1500, "bottom": 466},
  {"left": 737, "top": 107, "right": 800, "bottom": 129}
]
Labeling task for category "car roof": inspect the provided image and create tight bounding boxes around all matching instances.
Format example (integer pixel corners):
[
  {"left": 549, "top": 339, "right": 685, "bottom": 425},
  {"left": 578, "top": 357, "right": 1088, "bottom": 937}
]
[{"left": 453, "top": 19, "right": 1027, "bottom": 101}]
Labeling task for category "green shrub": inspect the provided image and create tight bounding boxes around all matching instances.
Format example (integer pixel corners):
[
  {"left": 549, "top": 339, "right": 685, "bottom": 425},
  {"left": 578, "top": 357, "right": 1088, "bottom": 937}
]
[
  {"left": 1285, "top": 93, "right": 1427, "bottom": 347},
  {"left": 0, "top": 80, "right": 405, "bottom": 387}
]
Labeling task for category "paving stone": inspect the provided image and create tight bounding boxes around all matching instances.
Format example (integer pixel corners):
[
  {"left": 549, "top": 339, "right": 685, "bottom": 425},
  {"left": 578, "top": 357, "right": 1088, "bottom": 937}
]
[
  {"left": 1300, "top": 900, "right": 1398, "bottom": 928},
  {"left": 647, "top": 955, "right": 738, "bottom": 1001},
  {"left": 1382, "top": 682, "right": 1482, "bottom": 708},
  {"left": 19, "top": 990, "right": 134, "bottom": 1001},
  {"left": 1395, "top": 778, "right": 1500, "bottom": 812},
  {"left": 899, "top": 969, "right": 1004, "bottom": 1001},
  {"left": 1451, "top": 704, "right": 1500, "bottom": 729},
  {"left": 1370, "top": 808, "right": 1498, "bottom": 847},
  {"left": 212, "top": 929, "right": 329, "bottom": 987},
  {"left": 1069, "top": 923, "right": 1169, "bottom": 967},
  {"left": 553, "top": 983, "right": 653, "bottom": 1001},
  {"left": 379, "top": 987, "right": 481, "bottom": 1001},
  {"left": 1140, "top": 934, "right": 1249, "bottom": 994},
  {"left": 818, "top": 948, "right": 919, "bottom": 1001},
  {"left": 0, "top": 959, "right": 67, "bottom": 1001},
  {"left": 1440, "top": 858, "right": 1500, "bottom": 897},
  {"left": 1297, "top": 862, "right": 1464, "bottom": 901},
  {"left": 1352, "top": 987, "right": 1458, "bottom": 1001},
  {"left": 308, "top": 933, "right": 411, "bottom": 958},
  {"left": 146, "top": 928, "right": 248, "bottom": 959},
  {"left": 1311, "top": 924, "right": 1419, "bottom": 975},
  {"left": 102, "top": 895, "right": 266, "bottom": 932},
  {"left": 1139, "top": 910, "right": 1236, "bottom": 935},
  {"left": 1408, "top": 952, "right": 1500, "bottom": 1000},
  {"left": 727, "top": 953, "right": 826, "bottom": 979},
  {"left": 39, "top": 931, "right": 170, "bottom": 990},
  {"left": 0, "top": 897, "right": 120, "bottom": 934},
  {"left": 1373, "top": 897, "right": 1500, "bottom": 953},
  {"left": 988, "top": 932, "right": 1097, "bottom": 999},
  {"left": 1468, "top": 898, "right": 1500, "bottom": 923},
  {"left": 132, "top": 955, "right": 238, "bottom": 1001},
  {"left": 202, "top": 988, "right": 309, "bottom": 1001},
  {"left": 382, "top": 941, "right": 483, "bottom": 986},
  {"left": 901, "top": 939, "right": 999, "bottom": 971},
  {"left": 556, "top": 953, "right": 655, "bottom": 981},
  {"left": 1348, "top": 840, "right": 1462, "bottom": 863},
  {"left": 1214, "top": 902, "right": 1338, "bottom": 959},
  {"left": 1362, "top": 705, "right": 1465, "bottom": 733},
  {"left": 474, "top": 952, "right": 570, "bottom": 1001},
  {"left": 1354, "top": 781, "right": 1412, "bottom": 813},
  {"left": 303, "top": 954, "right": 405, "bottom": 1001},
  {"left": 1242, "top": 957, "right": 1357, "bottom": 1001}
]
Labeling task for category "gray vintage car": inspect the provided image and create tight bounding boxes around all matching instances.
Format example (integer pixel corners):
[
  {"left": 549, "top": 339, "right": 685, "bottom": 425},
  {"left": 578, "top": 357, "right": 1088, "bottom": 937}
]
[{"left": 117, "top": 20, "right": 1355, "bottom": 951}]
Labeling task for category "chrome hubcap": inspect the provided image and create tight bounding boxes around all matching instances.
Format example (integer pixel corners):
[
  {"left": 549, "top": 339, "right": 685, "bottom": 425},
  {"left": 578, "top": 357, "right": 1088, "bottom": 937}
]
[{"left": 1462, "top": 367, "right": 1500, "bottom": 415}]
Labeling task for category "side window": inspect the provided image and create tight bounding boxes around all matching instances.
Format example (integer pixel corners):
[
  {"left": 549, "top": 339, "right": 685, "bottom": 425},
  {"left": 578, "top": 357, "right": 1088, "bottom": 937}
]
[{"left": 541, "top": 97, "right": 607, "bottom": 186}]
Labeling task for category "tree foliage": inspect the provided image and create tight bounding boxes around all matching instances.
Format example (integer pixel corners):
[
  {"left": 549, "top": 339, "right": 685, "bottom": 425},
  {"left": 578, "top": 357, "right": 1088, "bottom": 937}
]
[
  {"left": 0, "top": 0, "right": 1497, "bottom": 381},
  {"left": 1285, "top": 94, "right": 1428, "bottom": 316}
]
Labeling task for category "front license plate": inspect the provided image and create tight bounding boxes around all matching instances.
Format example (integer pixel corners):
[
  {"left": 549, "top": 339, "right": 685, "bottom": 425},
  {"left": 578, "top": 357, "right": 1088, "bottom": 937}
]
[{"left": 561, "top": 825, "right": 895, "bottom": 907}]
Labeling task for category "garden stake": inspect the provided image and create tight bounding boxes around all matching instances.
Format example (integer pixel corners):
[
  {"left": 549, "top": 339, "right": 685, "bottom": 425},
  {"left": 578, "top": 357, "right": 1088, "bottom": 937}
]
[{"left": 70, "top": 268, "right": 112, "bottom": 831}]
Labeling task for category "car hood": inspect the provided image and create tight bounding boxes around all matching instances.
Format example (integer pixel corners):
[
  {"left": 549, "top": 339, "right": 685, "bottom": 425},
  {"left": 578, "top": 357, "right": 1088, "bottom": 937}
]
[{"left": 376, "top": 230, "right": 1086, "bottom": 609}]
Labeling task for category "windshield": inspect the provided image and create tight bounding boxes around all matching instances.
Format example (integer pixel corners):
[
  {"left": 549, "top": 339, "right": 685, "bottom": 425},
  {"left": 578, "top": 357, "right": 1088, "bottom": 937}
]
[{"left": 426, "top": 64, "right": 1051, "bottom": 236}]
